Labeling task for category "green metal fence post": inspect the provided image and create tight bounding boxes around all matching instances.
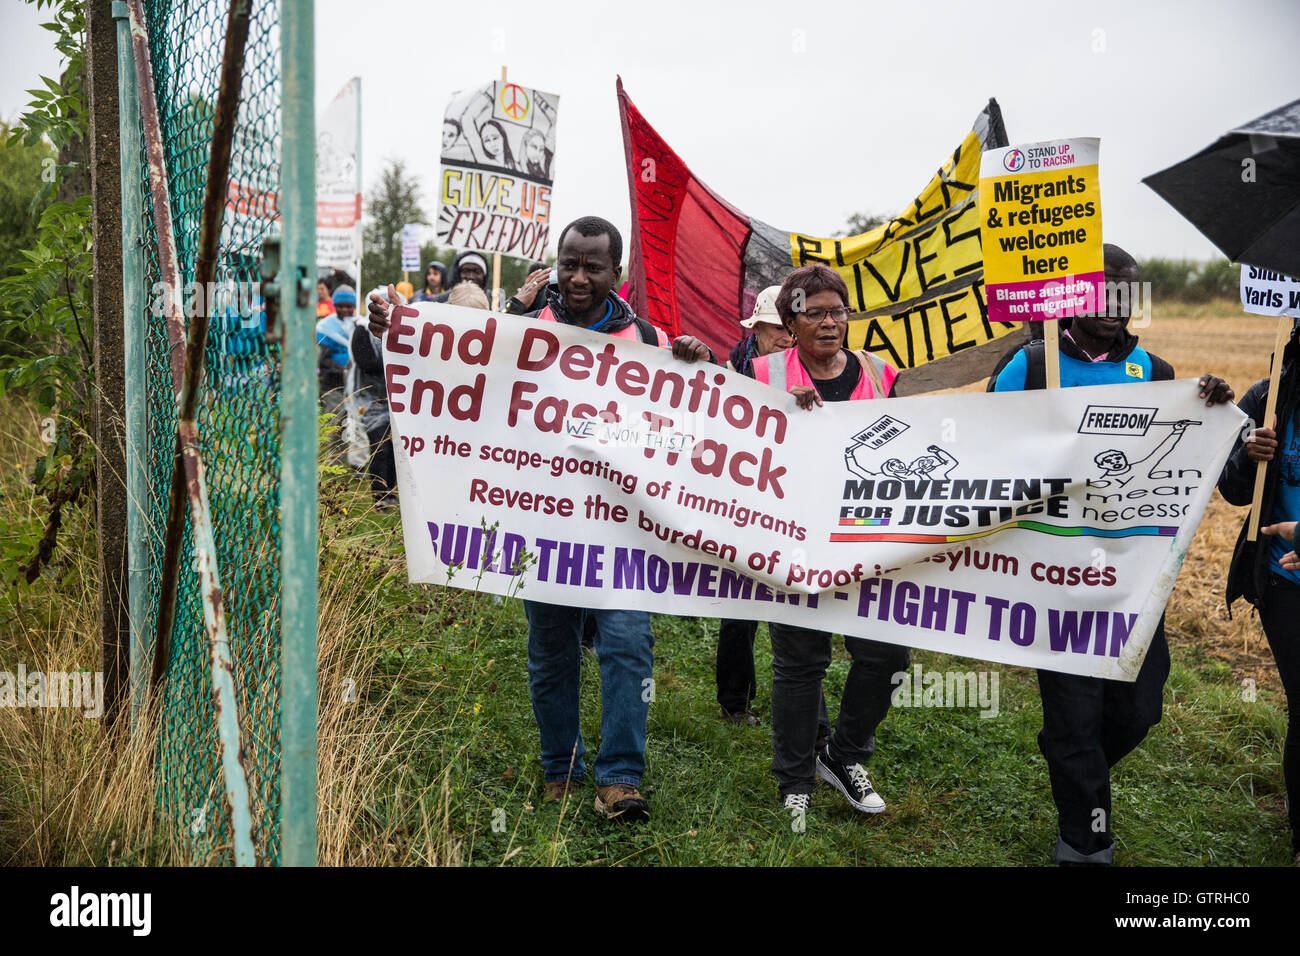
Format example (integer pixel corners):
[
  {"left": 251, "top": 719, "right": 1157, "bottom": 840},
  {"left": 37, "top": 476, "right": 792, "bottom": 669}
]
[
  {"left": 112, "top": 0, "right": 150, "bottom": 734},
  {"left": 279, "top": 0, "right": 318, "bottom": 867}
]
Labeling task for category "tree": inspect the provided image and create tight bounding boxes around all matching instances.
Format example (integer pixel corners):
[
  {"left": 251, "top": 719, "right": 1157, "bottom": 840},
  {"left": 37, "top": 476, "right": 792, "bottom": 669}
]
[
  {"left": 361, "top": 159, "right": 427, "bottom": 286},
  {"left": 0, "top": 122, "right": 57, "bottom": 285},
  {"left": 834, "top": 211, "right": 889, "bottom": 238},
  {"left": 0, "top": 0, "right": 93, "bottom": 591}
]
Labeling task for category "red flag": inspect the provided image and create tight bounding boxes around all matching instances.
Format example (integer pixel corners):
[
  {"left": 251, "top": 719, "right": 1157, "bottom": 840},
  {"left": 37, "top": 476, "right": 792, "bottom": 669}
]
[
  {"left": 618, "top": 77, "right": 752, "bottom": 355},
  {"left": 618, "top": 78, "right": 1023, "bottom": 387}
]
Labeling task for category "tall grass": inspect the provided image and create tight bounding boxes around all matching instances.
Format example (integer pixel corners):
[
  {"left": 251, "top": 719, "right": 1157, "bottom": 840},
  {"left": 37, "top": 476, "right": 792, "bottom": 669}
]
[{"left": 0, "top": 397, "right": 171, "bottom": 865}]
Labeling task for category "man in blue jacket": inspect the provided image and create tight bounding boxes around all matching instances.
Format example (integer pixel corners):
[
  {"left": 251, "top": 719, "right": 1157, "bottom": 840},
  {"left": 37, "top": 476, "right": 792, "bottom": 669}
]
[{"left": 990, "top": 243, "right": 1234, "bottom": 864}]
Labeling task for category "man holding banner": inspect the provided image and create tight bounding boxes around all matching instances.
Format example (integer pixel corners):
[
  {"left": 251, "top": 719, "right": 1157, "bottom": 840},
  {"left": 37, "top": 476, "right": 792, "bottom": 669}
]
[
  {"left": 991, "top": 244, "right": 1235, "bottom": 865},
  {"left": 369, "top": 216, "right": 707, "bottom": 823}
]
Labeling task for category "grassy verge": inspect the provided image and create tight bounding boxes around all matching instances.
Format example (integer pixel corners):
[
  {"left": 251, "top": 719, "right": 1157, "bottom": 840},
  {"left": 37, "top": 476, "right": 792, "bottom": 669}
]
[{"left": 320, "top": 500, "right": 1293, "bottom": 867}]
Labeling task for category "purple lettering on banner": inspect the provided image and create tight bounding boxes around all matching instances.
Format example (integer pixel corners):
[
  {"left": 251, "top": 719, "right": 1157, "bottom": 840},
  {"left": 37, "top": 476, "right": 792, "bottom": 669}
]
[
  {"left": 919, "top": 586, "right": 948, "bottom": 630},
  {"left": 893, "top": 581, "right": 920, "bottom": 626},
  {"left": 613, "top": 548, "right": 646, "bottom": 589},
  {"left": 719, "top": 568, "right": 754, "bottom": 601},
  {"left": 856, "top": 578, "right": 882, "bottom": 619},
  {"left": 1048, "top": 609, "right": 1092, "bottom": 654},
  {"left": 585, "top": 545, "right": 605, "bottom": 587},
  {"left": 985, "top": 596, "right": 1009, "bottom": 640},
  {"left": 672, "top": 562, "right": 699, "bottom": 595},
  {"left": 427, "top": 522, "right": 469, "bottom": 569},
  {"left": 1108, "top": 613, "right": 1137, "bottom": 657},
  {"left": 556, "top": 541, "right": 584, "bottom": 585},
  {"left": 534, "top": 538, "right": 558, "bottom": 582},
  {"left": 499, "top": 533, "right": 525, "bottom": 577},
  {"left": 646, "top": 554, "right": 669, "bottom": 593},
  {"left": 698, "top": 564, "right": 717, "bottom": 598},
  {"left": 951, "top": 590, "right": 976, "bottom": 634},
  {"left": 476, "top": 528, "right": 496, "bottom": 572}
]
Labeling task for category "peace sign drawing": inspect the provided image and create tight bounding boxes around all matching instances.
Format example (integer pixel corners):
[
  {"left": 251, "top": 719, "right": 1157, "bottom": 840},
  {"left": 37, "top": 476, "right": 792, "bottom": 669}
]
[{"left": 499, "top": 83, "right": 530, "bottom": 121}]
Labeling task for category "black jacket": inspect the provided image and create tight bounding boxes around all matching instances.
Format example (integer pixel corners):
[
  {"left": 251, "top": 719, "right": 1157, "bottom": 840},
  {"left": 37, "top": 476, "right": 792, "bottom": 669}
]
[
  {"left": 350, "top": 323, "right": 386, "bottom": 399},
  {"left": 1217, "top": 326, "right": 1300, "bottom": 613},
  {"left": 526, "top": 287, "right": 662, "bottom": 342}
]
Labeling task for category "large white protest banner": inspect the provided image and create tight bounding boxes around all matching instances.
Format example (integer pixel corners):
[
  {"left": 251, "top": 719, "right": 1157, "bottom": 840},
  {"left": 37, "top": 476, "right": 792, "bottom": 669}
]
[
  {"left": 386, "top": 303, "right": 1244, "bottom": 681},
  {"left": 317, "top": 77, "right": 362, "bottom": 281},
  {"left": 436, "top": 80, "right": 558, "bottom": 260}
]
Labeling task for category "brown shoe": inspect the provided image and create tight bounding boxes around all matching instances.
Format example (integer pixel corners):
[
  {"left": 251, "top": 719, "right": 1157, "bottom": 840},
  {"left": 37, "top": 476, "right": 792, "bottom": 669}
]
[
  {"left": 721, "top": 706, "right": 759, "bottom": 726},
  {"left": 543, "top": 779, "right": 581, "bottom": 804},
  {"left": 595, "top": 783, "right": 650, "bottom": 822}
]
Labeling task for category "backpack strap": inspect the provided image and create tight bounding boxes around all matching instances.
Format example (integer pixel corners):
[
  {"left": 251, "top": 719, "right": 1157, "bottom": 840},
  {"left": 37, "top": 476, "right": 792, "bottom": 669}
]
[
  {"left": 1148, "top": 353, "right": 1175, "bottom": 382},
  {"left": 1023, "top": 339, "right": 1047, "bottom": 390},
  {"left": 854, "top": 350, "right": 887, "bottom": 398},
  {"left": 634, "top": 317, "right": 659, "bottom": 346},
  {"left": 768, "top": 351, "right": 787, "bottom": 393}
]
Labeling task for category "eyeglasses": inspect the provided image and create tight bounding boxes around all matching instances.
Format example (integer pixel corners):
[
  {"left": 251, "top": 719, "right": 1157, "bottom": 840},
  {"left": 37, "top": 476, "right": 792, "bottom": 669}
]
[{"left": 798, "top": 307, "right": 852, "bottom": 323}]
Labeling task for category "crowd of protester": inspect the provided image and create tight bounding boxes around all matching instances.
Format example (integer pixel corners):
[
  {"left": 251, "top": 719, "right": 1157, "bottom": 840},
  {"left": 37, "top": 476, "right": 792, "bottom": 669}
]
[{"left": 342, "top": 217, "right": 1295, "bottom": 865}]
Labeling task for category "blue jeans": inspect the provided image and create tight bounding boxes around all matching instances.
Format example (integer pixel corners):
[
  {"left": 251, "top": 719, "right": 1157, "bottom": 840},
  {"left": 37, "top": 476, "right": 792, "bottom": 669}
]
[{"left": 523, "top": 601, "right": 655, "bottom": 787}]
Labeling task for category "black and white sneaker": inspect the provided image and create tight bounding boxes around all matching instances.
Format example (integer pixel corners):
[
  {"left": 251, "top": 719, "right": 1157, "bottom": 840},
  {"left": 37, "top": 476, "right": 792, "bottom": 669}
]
[
  {"left": 781, "top": 792, "right": 811, "bottom": 813},
  {"left": 816, "top": 743, "right": 885, "bottom": 813}
]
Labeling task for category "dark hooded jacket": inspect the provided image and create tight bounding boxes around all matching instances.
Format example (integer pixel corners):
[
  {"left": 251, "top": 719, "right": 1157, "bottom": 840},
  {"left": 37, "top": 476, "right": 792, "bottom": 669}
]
[
  {"left": 423, "top": 251, "right": 489, "bottom": 304},
  {"left": 1218, "top": 325, "right": 1300, "bottom": 614},
  {"left": 527, "top": 286, "right": 644, "bottom": 337},
  {"left": 412, "top": 261, "right": 447, "bottom": 302}
]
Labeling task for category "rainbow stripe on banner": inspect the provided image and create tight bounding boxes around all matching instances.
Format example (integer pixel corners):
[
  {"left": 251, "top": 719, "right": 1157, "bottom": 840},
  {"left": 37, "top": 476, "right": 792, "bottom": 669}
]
[
  {"left": 829, "top": 519, "right": 1177, "bottom": 544},
  {"left": 838, "top": 518, "right": 890, "bottom": 526}
]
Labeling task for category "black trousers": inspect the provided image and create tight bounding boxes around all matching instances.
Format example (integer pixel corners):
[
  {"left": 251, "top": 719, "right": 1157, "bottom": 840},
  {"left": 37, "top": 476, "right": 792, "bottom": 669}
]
[
  {"left": 366, "top": 425, "right": 396, "bottom": 498},
  {"left": 1036, "top": 617, "right": 1170, "bottom": 861},
  {"left": 1259, "top": 576, "right": 1300, "bottom": 854},
  {"left": 768, "top": 621, "right": 907, "bottom": 796},
  {"left": 716, "top": 618, "right": 758, "bottom": 714},
  {"left": 716, "top": 618, "right": 832, "bottom": 738}
]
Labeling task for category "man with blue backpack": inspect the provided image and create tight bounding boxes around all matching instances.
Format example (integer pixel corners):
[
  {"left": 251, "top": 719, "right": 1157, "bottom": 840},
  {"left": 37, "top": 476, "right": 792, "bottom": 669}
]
[{"left": 989, "top": 243, "right": 1234, "bottom": 864}]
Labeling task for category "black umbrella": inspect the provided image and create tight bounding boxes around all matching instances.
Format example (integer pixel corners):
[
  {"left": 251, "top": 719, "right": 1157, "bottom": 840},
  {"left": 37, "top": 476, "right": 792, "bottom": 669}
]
[{"left": 1143, "top": 98, "right": 1300, "bottom": 276}]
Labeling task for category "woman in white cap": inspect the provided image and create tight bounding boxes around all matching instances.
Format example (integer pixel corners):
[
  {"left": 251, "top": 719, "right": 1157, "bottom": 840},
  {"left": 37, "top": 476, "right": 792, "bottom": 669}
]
[{"left": 726, "top": 285, "right": 794, "bottom": 377}]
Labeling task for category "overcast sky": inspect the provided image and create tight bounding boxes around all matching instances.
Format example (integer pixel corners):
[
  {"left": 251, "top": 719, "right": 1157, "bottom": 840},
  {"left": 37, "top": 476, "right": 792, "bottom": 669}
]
[{"left": 4, "top": 0, "right": 1298, "bottom": 261}]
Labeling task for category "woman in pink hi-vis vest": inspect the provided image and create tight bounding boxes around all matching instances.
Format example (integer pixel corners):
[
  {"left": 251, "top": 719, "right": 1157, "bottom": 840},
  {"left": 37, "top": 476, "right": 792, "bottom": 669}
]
[{"left": 707, "top": 264, "right": 906, "bottom": 816}]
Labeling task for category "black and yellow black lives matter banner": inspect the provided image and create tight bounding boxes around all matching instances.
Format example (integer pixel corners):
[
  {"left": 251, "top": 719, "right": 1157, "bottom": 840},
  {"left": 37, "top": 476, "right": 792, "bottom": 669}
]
[{"left": 619, "top": 83, "right": 1026, "bottom": 393}]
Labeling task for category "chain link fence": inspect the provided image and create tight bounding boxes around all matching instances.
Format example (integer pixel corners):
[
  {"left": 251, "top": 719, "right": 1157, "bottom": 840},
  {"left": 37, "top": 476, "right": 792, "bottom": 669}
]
[{"left": 130, "top": 0, "right": 286, "bottom": 865}]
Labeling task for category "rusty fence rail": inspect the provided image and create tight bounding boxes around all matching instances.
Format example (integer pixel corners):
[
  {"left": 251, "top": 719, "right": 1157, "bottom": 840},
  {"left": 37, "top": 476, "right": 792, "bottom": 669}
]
[{"left": 112, "top": 0, "right": 317, "bottom": 866}]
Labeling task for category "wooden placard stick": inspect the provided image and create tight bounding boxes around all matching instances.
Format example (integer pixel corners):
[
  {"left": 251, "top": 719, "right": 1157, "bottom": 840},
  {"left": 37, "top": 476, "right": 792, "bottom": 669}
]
[
  {"left": 1246, "top": 315, "right": 1291, "bottom": 542},
  {"left": 1043, "top": 318, "right": 1061, "bottom": 389},
  {"left": 490, "top": 65, "right": 507, "bottom": 309}
]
